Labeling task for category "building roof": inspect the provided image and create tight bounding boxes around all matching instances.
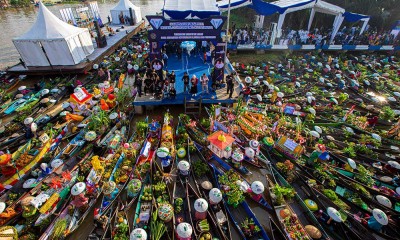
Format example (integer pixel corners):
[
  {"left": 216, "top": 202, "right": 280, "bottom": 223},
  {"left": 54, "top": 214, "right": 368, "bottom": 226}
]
[{"left": 208, "top": 131, "right": 235, "bottom": 150}]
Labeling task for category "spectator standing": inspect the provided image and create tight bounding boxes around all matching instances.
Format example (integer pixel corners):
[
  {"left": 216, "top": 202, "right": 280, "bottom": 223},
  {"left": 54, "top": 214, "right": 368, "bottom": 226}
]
[
  {"left": 169, "top": 86, "right": 177, "bottom": 100},
  {"left": 169, "top": 71, "right": 176, "bottom": 89},
  {"left": 162, "top": 52, "right": 169, "bottom": 68},
  {"left": 200, "top": 73, "right": 209, "bottom": 94},
  {"left": 226, "top": 74, "right": 234, "bottom": 98}
]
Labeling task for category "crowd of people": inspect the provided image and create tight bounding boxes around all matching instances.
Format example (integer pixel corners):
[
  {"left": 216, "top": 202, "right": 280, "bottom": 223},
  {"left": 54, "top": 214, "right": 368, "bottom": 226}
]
[
  {"left": 228, "top": 23, "right": 399, "bottom": 47},
  {"left": 94, "top": 36, "right": 237, "bottom": 101}
]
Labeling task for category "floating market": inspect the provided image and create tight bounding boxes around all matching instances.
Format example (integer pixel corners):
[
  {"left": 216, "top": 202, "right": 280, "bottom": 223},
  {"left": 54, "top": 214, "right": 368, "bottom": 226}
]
[{"left": 0, "top": 0, "right": 399, "bottom": 240}]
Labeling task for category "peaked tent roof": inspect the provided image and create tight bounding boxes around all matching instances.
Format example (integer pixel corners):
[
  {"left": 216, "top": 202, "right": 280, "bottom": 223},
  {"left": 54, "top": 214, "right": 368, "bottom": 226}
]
[
  {"left": 111, "top": 0, "right": 140, "bottom": 11},
  {"left": 14, "top": 2, "right": 86, "bottom": 41},
  {"left": 163, "top": 0, "right": 220, "bottom": 19}
]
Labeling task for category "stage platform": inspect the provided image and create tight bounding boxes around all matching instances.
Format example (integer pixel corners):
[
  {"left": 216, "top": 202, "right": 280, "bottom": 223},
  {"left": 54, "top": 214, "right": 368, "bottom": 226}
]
[
  {"left": 7, "top": 21, "right": 145, "bottom": 75},
  {"left": 133, "top": 53, "right": 240, "bottom": 106}
]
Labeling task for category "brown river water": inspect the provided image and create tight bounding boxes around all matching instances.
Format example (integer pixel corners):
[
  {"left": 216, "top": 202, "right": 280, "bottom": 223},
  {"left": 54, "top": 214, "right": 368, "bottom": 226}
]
[{"left": 0, "top": 0, "right": 163, "bottom": 70}]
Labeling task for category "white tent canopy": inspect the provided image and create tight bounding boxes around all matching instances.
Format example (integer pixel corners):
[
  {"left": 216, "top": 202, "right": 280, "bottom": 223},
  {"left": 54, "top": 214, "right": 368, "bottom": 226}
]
[
  {"left": 110, "top": 0, "right": 142, "bottom": 25},
  {"left": 163, "top": 0, "right": 220, "bottom": 19},
  {"left": 13, "top": 2, "right": 94, "bottom": 67},
  {"left": 217, "top": 0, "right": 251, "bottom": 12},
  {"left": 273, "top": 0, "right": 345, "bottom": 39}
]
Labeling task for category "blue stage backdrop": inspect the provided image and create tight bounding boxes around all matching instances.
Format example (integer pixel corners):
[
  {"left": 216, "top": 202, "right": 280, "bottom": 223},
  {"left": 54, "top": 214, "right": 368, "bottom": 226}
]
[{"left": 146, "top": 15, "right": 227, "bottom": 83}]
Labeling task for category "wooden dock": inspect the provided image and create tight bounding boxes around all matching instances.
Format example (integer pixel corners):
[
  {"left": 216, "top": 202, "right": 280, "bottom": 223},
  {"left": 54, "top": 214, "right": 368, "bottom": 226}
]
[{"left": 7, "top": 21, "right": 145, "bottom": 75}]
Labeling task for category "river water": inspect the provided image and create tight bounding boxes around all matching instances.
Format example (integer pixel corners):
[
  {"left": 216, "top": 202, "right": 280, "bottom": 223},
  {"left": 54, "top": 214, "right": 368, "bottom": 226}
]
[{"left": 0, "top": 0, "right": 163, "bottom": 70}]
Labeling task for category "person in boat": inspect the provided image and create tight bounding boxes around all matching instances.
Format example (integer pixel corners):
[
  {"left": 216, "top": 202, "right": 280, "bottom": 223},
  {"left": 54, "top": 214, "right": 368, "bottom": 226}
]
[{"left": 103, "top": 181, "right": 118, "bottom": 201}]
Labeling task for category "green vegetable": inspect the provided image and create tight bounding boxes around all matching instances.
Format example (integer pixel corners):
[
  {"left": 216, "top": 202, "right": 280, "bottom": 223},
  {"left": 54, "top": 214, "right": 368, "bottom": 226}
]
[
  {"left": 151, "top": 209, "right": 167, "bottom": 240},
  {"left": 50, "top": 219, "right": 67, "bottom": 239},
  {"left": 193, "top": 160, "right": 210, "bottom": 177}
]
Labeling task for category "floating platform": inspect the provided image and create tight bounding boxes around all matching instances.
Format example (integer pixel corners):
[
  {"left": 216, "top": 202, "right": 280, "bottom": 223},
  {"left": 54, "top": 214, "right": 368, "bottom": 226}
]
[
  {"left": 133, "top": 53, "right": 240, "bottom": 106},
  {"left": 7, "top": 21, "right": 145, "bottom": 75}
]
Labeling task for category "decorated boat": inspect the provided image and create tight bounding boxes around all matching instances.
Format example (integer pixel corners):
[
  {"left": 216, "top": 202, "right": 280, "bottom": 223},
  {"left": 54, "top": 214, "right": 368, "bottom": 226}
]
[{"left": 157, "top": 111, "right": 176, "bottom": 173}]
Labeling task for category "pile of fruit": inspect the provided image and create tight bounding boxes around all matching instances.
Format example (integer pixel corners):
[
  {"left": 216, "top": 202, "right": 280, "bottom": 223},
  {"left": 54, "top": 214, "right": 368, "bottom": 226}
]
[
  {"left": 283, "top": 215, "right": 309, "bottom": 240},
  {"left": 103, "top": 153, "right": 120, "bottom": 179},
  {"left": 199, "top": 232, "right": 212, "bottom": 240},
  {"left": 114, "top": 158, "right": 132, "bottom": 183},
  {"left": 15, "top": 152, "right": 34, "bottom": 168},
  {"left": 140, "top": 186, "right": 153, "bottom": 202},
  {"left": 198, "top": 219, "right": 209, "bottom": 232},
  {"left": 153, "top": 181, "right": 166, "bottom": 195}
]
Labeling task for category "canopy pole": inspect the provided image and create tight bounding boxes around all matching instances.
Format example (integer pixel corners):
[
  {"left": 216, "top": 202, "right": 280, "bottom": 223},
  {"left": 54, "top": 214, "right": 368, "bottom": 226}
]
[
  {"left": 330, "top": 14, "right": 344, "bottom": 44},
  {"left": 360, "top": 18, "right": 369, "bottom": 35},
  {"left": 308, "top": 8, "right": 315, "bottom": 31},
  {"left": 277, "top": 12, "right": 286, "bottom": 38}
]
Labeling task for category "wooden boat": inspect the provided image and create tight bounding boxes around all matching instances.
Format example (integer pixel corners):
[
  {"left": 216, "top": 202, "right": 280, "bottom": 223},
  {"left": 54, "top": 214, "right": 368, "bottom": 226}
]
[
  {"left": 173, "top": 176, "right": 194, "bottom": 239},
  {"left": 213, "top": 151, "right": 252, "bottom": 175},
  {"left": 0, "top": 146, "right": 93, "bottom": 228},
  {"left": 3, "top": 98, "right": 27, "bottom": 115},
  {"left": 188, "top": 140, "right": 232, "bottom": 240},
  {"left": 285, "top": 168, "right": 367, "bottom": 239},
  {"left": 151, "top": 159, "right": 173, "bottom": 240},
  {"left": 297, "top": 172, "right": 400, "bottom": 240},
  {"left": 4, "top": 78, "right": 21, "bottom": 94},
  {"left": 265, "top": 170, "right": 314, "bottom": 240},
  {"left": 97, "top": 127, "right": 130, "bottom": 217},
  {"left": 87, "top": 200, "right": 117, "bottom": 240},
  {"left": 132, "top": 174, "right": 153, "bottom": 234},
  {"left": 111, "top": 201, "right": 131, "bottom": 240},
  {"left": 135, "top": 120, "right": 161, "bottom": 168},
  {"left": 211, "top": 164, "right": 271, "bottom": 240},
  {"left": 7, "top": 166, "right": 80, "bottom": 239},
  {"left": 158, "top": 112, "right": 176, "bottom": 173},
  {"left": 124, "top": 131, "right": 150, "bottom": 209},
  {"left": 0, "top": 139, "right": 49, "bottom": 192},
  {"left": 271, "top": 167, "right": 333, "bottom": 239},
  {"left": 210, "top": 154, "right": 272, "bottom": 211},
  {"left": 330, "top": 168, "right": 400, "bottom": 204},
  {"left": 5, "top": 91, "right": 41, "bottom": 115},
  {"left": 39, "top": 147, "right": 120, "bottom": 239},
  {"left": 187, "top": 182, "right": 225, "bottom": 240}
]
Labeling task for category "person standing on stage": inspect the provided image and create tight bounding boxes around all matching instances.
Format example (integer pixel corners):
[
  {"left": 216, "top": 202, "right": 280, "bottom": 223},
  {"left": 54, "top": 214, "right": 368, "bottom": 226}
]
[
  {"left": 169, "top": 71, "right": 176, "bottom": 89},
  {"left": 200, "top": 73, "right": 209, "bottom": 94},
  {"left": 135, "top": 74, "right": 143, "bottom": 97},
  {"left": 182, "top": 72, "right": 190, "bottom": 93},
  {"left": 226, "top": 73, "right": 235, "bottom": 98},
  {"left": 190, "top": 74, "right": 198, "bottom": 97}
]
